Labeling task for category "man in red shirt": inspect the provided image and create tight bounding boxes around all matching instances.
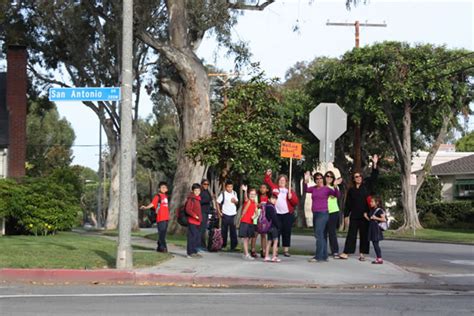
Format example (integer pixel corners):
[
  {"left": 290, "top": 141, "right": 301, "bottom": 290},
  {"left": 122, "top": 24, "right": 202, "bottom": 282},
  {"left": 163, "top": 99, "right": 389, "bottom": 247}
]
[{"left": 140, "top": 182, "right": 170, "bottom": 253}]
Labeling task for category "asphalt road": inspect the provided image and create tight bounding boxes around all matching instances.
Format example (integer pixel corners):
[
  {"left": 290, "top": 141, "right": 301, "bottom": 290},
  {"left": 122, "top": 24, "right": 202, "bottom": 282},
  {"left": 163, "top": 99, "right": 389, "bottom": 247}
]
[
  {"left": 1, "top": 285, "right": 473, "bottom": 316},
  {"left": 290, "top": 235, "right": 474, "bottom": 287}
]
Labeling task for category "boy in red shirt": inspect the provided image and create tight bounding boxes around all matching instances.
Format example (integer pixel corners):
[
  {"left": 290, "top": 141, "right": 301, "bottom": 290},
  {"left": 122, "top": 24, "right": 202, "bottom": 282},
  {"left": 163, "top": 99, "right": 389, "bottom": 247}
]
[
  {"left": 185, "top": 183, "right": 203, "bottom": 258},
  {"left": 140, "top": 182, "right": 170, "bottom": 253}
]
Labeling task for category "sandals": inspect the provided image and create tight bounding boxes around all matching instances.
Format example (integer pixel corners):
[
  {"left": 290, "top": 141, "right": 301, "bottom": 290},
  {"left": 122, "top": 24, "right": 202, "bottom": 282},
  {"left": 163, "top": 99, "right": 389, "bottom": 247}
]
[
  {"left": 359, "top": 256, "right": 366, "bottom": 262},
  {"left": 338, "top": 253, "right": 348, "bottom": 259},
  {"left": 283, "top": 252, "right": 291, "bottom": 257},
  {"left": 271, "top": 257, "right": 281, "bottom": 263}
]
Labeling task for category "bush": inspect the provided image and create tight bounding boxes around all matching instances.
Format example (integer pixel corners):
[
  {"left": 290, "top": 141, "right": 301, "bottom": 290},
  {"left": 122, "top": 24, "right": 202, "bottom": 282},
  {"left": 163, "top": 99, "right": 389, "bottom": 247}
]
[
  {"left": 0, "top": 177, "right": 81, "bottom": 235},
  {"left": 419, "top": 201, "right": 474, "bottom": 228}
]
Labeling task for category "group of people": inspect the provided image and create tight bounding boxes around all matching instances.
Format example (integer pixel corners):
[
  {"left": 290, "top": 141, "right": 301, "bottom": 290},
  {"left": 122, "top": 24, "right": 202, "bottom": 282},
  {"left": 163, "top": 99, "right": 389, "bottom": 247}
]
[{"left": 140, "top": 154, "right": 387, "bottom": 264}]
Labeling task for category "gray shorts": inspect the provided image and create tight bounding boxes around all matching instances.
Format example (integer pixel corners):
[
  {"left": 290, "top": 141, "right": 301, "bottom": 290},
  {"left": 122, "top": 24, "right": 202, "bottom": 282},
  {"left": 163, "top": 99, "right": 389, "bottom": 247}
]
[
  {"left": 238, "top": 222, "right": 255, "bottom": 238},
  {"left": 267, "top": 226, "right": 279, "bottom": 241}
]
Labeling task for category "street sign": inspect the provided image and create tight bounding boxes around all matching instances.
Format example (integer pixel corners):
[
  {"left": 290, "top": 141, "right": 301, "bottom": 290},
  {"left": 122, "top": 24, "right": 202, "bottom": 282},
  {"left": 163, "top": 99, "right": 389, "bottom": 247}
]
[
  {"left": 280, "top": 141, "right": 302, "bottom": 159},
  {"left": 309, "top": 103, "right": 347, "bottom": 162},
  {"left": 48, "top": 87, "right": 121, "bottom": 102}
]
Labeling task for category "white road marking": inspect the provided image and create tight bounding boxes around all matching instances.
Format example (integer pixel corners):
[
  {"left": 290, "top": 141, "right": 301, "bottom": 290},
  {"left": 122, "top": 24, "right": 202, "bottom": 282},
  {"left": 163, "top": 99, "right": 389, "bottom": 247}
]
[
  {"left": 431, "top": 273, "right": 474, "bottom": 278},
  {"left": 445, "top": 260, "right": 474, "bottom": 266}
]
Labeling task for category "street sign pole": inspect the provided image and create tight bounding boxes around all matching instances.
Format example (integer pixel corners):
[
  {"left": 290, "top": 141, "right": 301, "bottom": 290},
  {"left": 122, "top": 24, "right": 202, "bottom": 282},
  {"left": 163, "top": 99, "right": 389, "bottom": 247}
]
[{"left": 116, "top": 0, "right": 133, "bottom": 270}]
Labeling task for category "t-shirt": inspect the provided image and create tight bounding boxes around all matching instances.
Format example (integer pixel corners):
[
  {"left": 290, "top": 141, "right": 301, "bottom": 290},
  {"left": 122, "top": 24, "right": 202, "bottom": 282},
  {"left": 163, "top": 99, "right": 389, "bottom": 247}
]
[
  {"left": 259, "top": 194, "right": 268, "bottom": 205},
  {"left": 152, "top": 193, "right": 169, "bottom": 222},
  {"left": 327, "top": 185, "right": 340, "bottom": 214},
  {"left": 241, "top": 200, "right": 256, "bottom": 224},
  {"left": 217, "top": 190, "right": 238, "bottom": 216},
  {"left": 275, "top": 187, "right": 290, "bottom": 214}
]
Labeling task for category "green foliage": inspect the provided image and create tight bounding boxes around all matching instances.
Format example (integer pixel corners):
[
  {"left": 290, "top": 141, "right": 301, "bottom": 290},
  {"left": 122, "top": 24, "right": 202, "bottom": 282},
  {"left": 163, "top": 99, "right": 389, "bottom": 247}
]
[
  {"left": 187, "top": 74, "right": 293, "bottom": 187},
  {"left": 417, "top": 176, "right": 442, "bottom": 205},
  {"left": 0, "top": 175, "right": 81, "bottom": 236},
  {"left": 456, "top": 131, "right": 474, "bottom": 152},
  {"left": 419, "top": 201, "right": 474, "bottom": 228},
  {"left": 26, "top": 98, "right": 75, "bottom": 177}
]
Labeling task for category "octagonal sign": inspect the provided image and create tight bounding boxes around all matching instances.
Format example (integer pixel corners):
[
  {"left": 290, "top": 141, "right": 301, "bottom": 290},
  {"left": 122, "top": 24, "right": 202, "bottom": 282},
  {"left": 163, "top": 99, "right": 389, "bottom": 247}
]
[{"left": 309, "top": 103, "right": 347, "bottom": 141}]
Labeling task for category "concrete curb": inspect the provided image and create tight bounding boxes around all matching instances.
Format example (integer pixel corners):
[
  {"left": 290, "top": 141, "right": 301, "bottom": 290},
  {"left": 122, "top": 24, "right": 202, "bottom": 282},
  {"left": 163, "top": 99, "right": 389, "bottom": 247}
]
[{"left": 0, "top": 268, "right": 308, "bottom": 287}]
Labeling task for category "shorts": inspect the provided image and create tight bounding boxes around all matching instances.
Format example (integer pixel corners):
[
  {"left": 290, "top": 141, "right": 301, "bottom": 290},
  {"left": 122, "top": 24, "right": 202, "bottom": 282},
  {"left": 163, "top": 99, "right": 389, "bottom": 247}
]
[
  {"left": 267, "top": 226, "right": 279, "bottom": 241},
  {"left": 238, "top": 222, "right": 255, "bottom": 238}
]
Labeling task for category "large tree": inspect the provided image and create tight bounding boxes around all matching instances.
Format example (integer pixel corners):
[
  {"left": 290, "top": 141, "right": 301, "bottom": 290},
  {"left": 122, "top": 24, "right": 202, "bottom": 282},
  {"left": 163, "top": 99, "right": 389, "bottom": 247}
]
[
  {"left": 307, "top": 42, "right": 474, "bottom": 231},
  {"left": 456, "top": 131, "right": 474, "bottom": 152}
]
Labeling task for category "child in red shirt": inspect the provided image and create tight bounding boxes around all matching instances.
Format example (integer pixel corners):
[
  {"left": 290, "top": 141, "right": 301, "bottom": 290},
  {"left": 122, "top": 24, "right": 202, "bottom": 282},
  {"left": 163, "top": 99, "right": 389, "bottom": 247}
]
[
  {"left": 240, "top": 187, "right": 258, "bottom": 260},
  {"left": 140, "top": 182, "right": 170, "bottom": 253}
]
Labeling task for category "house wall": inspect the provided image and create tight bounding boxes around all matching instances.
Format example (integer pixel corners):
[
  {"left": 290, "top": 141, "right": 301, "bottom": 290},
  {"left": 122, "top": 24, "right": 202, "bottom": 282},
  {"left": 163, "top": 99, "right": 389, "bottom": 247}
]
[{"left": 439, "top": 175, "right": 455, "bottom": 201}]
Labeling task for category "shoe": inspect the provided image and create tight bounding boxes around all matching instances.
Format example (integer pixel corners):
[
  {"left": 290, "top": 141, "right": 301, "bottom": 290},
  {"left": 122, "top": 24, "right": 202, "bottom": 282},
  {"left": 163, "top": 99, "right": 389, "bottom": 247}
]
[
  {"left": 250, "top": 251, "right": 258, "bottom": 258},
  {"left": 191, "top": 253, "right": 202, "bottom": 258},
  {"left": 283, "top": 252, "right": 291, "bottom": 257},
  {"left": 308, "top": 258, "right": 318, "bottom": 263},
  {"left": 264, "top": 257, "right": 272, "bottom": 262},
  {"left": 243, "top": 254, "right": 255, "bottom": 261},
  {"left": 372, "top": 258, "right": 383, "bottom": 264},
  {"left": 260, "top": 250, "right": 265, "bottom": 258},
  {"left": 359, "top": 256, "right": 366, "bottom": 262},
  {"left": 186, "top": 255, "right": 193, "bottom": 259},
  {"left": 339, "top": 253, "right": 348, "bottom": 259},
  {"left": 271, "top": 257, "right": 281, "bottom": 263},
  {"left": 333, "top": 253, "right": 340, "bottom": 259}
]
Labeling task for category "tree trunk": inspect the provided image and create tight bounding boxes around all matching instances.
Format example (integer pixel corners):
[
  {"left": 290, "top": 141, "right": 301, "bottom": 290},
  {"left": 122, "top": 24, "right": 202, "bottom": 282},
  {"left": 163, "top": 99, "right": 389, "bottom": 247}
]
[
  {"left": 398, "top": 102, "right": 422, "bottom": 231},
  {"left": 106, "top": 143, "right": 120, "bottom": 230}
]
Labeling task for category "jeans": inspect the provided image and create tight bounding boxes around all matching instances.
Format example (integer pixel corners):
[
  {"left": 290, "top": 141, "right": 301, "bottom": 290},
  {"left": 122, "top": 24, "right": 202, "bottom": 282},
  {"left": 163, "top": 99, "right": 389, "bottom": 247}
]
[
  {"left": 156, "top": 220, "right": 168, "bottom": 251},
  {"left": 313, "top": 211, "right": 329, "bottom": 261},
  {"left": 221, "top": 214, "right": 238, "bottom": 249},
  {"left": 325, "top": 212, "right": 339, "bottom": 255},
  {"left": 187, "top": 224, "right": 200, "bottom": 255}
]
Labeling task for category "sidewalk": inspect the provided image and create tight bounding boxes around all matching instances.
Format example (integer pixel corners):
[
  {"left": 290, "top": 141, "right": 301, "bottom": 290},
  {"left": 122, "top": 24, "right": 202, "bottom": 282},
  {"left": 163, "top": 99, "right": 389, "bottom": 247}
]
[{"left": 0, "top": 231, "right": 422, "bottom": 287}]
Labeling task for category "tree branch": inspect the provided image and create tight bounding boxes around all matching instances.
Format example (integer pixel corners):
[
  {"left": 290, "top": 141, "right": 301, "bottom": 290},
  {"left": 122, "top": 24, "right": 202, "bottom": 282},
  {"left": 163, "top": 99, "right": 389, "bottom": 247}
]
[{"left": 227, "top": 0, "right": 275, "bottom": 11}]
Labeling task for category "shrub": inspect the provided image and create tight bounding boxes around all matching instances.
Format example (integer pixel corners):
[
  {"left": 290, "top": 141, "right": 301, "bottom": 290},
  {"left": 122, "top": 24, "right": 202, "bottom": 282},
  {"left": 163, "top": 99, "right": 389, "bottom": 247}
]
[
  {"left": 0, "top": 177, "right": 81, "bottom": 235},
  {"left": 419, "top": 201, "right": 474, "bottom": 228}
]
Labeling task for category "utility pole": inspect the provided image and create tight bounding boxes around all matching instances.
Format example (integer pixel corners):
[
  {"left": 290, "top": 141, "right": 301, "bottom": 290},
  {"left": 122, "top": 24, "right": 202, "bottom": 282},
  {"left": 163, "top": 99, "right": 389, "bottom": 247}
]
[
  {"left": 326, "top": 20, "right": 387, "bottom": 172},
  {"left": 208, "top": 72, "right": 238, "bottom": 108},
  {"left": 116, "top": 0, "right": 133, "bottom": 270},
  {"left": 96, "top": 104, "right": 102, "bottom": 229}
]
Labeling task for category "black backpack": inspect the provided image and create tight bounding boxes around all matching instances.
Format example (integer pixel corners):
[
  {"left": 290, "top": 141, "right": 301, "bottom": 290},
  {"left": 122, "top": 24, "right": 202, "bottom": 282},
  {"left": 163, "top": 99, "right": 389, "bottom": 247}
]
[{"left": 176, "top": 200, "right": 190, "bottom": 227}]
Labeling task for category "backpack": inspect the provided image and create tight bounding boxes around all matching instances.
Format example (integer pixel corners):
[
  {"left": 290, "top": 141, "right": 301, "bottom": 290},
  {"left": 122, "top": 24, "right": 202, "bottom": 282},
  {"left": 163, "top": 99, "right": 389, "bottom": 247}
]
[
  {"left": 176, "top": 199, "right": 190, "bottom": 227},
  {"left": 376, "top": 208, "right": 389, "bottom": 231},
  {"left": 257, "top": 205, "right": 272, "bottom": 234},
  {"left": 208, "top": 226, "right": 223, "bottom": 252}
]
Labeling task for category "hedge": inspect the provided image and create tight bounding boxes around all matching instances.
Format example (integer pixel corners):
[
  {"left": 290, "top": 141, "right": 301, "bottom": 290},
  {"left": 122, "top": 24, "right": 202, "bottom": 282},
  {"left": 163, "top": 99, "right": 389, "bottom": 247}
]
[{"left": 419, "top": 201, "right": 474, "bottom": 228}]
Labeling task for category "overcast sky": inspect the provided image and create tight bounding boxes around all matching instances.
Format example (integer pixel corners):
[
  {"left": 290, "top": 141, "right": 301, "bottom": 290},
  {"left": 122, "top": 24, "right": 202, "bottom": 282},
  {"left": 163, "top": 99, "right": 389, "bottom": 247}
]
[{"left": 52, "top": 0, "right": 473, "bottom": 170}]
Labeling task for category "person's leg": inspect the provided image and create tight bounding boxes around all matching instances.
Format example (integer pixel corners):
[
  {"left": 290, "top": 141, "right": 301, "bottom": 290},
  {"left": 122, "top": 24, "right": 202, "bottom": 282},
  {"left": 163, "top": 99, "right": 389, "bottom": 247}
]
[
  {"left": 243, "top": 238, "right": 249, "bottom": 256},
  {"left": 186, "top": 225, "right": 193, "bottom": 256},
  {"left": 156, "top": 221, "right": 162, "bottom": 250},
  {"left": 221, "top": 215, "right": 229, "bottom": 249},
  {"left": 250, "top": 235, "right": 257, "bottom": 253},
  {"left": 359, "top": 219, "right": 370, "bottom": 256},
  {"left": 265, "top": 237, "right": 272, "bottom": 259},
  {"left": 342, "top": 218, "right": 359, "bottom": 255},
  {"left": 260, "top": 234, "right": 267, "bottom": 258},
  {"left": 321, "top": 213, "right": 329, "bottom": 260},
  {"left": 314, "top": 212, "right": 328, "bottom": 261},
  {"left": 373, "top": 241, "right": 382, "bottom": 258},
  {"left": 327, "top": 212, "right": 339, "bottom": 256},
  {"left": 281, "top": 213, "right": 293, "bottom": 254},
  {"left": 157, "top": 221, "right": 168, "bottom": 251},
  {"left": 229, "top": 215, "right": 238, "bottom": 249},
  {"left": 199, "top": 211, "right": 208, "bottom": 249},
  {"left": 312, "top": 214, "right": 318, "bottom": 258},
  {"left": 272, "top": 238, "right": 279, "bottom": 259}
]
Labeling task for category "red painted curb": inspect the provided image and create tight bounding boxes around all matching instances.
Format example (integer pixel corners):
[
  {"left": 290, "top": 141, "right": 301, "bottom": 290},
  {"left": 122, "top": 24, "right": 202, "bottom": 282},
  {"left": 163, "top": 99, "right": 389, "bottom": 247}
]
[{"left": 0, "top": 269, "right": 307, "bottom": 287}]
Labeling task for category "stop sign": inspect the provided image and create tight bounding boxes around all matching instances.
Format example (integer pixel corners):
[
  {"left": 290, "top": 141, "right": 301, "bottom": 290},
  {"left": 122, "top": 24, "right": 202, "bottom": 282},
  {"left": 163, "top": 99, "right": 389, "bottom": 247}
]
[
  {"left": 309, "top": 103, "right": 347, "bottom": 162},
  {"left": 309, "top": 103, "right": 347, "bottom": 142}
]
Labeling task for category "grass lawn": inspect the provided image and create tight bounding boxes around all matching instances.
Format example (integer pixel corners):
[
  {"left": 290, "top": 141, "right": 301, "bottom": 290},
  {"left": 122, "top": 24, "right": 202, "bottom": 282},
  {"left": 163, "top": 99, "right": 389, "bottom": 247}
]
[
  {"left": 0, "top": 231, "right": 171, "bottom": 269},
  {"left": 293, "top": 227, "right": 474, "bottom": 244}
]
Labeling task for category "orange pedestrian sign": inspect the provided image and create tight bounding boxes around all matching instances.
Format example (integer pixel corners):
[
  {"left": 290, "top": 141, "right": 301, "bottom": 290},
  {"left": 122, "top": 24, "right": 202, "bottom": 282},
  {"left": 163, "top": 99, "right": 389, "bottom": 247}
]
[{"left": 280, "top": 141, "right": 303, "bottom": 159}]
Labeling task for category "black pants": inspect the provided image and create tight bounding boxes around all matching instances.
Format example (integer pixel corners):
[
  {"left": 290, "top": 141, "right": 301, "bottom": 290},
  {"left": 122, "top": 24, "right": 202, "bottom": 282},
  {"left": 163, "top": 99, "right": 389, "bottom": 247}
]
[
  {"left": 221, "top": 214, "right": 238, "bottom": 249},
  {"left": 277, "top": 213, "right": 294, "bottom": 248},
  {"left": 343, "top": 218, "right": 369, "bottom": 254},
  {"left": 325, "top": 212, "right": 339, "bottom": 255},
  {"left": 372, "top": 241, "right": 382, "bottom": 258},
  {"left": 156, "top": 220, "right": 168, "bottom": 251},
  {"left": 187, "top": 224, "right": 200, "bottom": 255},
  {"left": 199, "top": 211, "right": 209, "bottom": 247}
]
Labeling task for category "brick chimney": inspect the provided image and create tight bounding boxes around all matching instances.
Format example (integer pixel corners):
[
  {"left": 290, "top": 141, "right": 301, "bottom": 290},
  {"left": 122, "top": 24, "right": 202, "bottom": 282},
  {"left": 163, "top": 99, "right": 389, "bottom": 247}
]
[{"left": 6, "top": 45, "right": 27, "bottom": 178}]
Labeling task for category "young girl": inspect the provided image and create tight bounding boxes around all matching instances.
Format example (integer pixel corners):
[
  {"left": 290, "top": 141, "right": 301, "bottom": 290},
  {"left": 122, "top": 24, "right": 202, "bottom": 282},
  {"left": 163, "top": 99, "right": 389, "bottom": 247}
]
[
  {"left": 239, "top": 187, "right": 258, "bottom": 260},
  {"left": 264, "top": 193, "right": 281, "bottom": 263},
  {"left": 367, "top": 196, "right": 386, "bottom": 264},
  {"left": 251, "top": 183, "right": 269, "bottom": 258}
]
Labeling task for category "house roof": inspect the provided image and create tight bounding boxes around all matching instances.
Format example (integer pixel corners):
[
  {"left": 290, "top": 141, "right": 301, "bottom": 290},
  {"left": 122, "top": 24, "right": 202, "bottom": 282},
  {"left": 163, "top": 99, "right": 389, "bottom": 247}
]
[
  {"left": 431, "top": 154, "right": 474, "bottom": 176},
  {"left": 0, "top": 72, "right": 8, "bottom": 148}
]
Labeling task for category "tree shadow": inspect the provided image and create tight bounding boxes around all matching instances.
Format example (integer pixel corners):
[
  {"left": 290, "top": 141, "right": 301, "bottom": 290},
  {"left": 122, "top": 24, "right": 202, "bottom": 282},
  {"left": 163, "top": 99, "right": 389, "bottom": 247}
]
[
  {"left": 93, "top": 250, "right": 116, "bottom": 268},
  {"left": 43, "top": 242, "right": 77, "bottom": 251}
]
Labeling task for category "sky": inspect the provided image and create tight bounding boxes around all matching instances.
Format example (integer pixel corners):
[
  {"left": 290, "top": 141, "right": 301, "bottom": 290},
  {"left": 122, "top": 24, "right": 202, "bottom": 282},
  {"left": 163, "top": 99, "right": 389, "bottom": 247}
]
[{"left": 49, "top": 0, "right": 474, "bottom": 170}]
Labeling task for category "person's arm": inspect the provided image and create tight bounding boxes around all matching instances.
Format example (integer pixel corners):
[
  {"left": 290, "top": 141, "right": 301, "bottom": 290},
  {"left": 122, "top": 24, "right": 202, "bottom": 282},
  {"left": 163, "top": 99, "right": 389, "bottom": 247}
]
[
  {"left": 371, "top": 209, "right": 386, "bottom": 222},
  {"left": 303, "top": 182, "right": 314, "bottom": 194},
  {"left": 241, "top": 185, "right": 248, "bottom": 202},
  {"left": 264, "top": 169, "right": 277, "bottom": 190},
  {"left": 241, "top": 200, "right": 250, "bottom": 220},
  {"left": 344, "top": 190, "right": 352, "bottom": 218},
  {"left": 288, "top": 189, "right": 299, "bottom": 207},
  {"left": 140, "top": 195, "right": 159, "bottom": 210},
  {"left": 185, "top": 198, "right": 199, "bottom": 220},
  {"left": 365, "top": 154, "right": 379, "bottom": 190}
]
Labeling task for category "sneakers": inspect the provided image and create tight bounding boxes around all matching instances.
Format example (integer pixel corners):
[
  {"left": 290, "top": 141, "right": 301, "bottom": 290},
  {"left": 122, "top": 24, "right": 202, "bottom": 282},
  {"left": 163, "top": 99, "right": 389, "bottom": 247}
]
[
  {"left": 191, "top": 253, "right": 202, "bottom": 259},
  {"left": 243, "top": 254, "right": 255, "bottom": 261},
  {"left": 372, "top": 258, "right": 383, "bottom": 264}
]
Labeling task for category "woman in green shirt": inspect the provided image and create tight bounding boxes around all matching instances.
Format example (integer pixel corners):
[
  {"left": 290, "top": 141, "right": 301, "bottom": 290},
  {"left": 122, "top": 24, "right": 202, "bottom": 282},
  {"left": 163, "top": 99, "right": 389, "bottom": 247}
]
[{"left": 324, "top": 171, "right": 341, "bottom": 259}]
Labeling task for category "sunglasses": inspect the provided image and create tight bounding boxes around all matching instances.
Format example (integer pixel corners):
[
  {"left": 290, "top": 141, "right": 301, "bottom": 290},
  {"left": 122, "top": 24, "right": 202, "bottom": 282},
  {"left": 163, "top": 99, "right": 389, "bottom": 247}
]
[
  {"left": 354, "top": 175, "right": 362, "bottom": 179},
  {"left": 325, "top": 175, "right": 334, "bottom": 178}
]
